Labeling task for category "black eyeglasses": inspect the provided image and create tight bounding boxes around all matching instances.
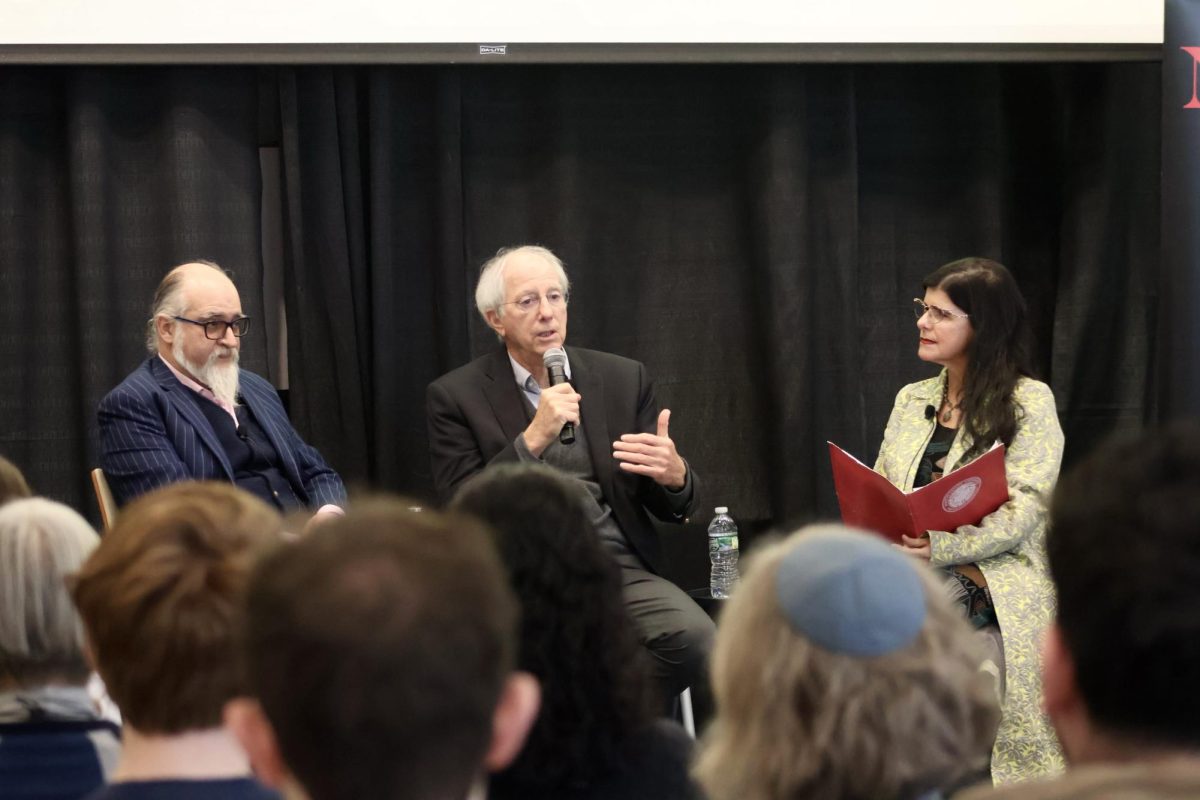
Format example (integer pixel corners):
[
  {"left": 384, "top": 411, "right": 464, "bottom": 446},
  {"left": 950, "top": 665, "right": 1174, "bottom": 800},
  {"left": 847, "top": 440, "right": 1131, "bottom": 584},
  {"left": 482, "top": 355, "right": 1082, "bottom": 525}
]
[{"left": 173, "top": 316, "right": 251, "bottom": 340}]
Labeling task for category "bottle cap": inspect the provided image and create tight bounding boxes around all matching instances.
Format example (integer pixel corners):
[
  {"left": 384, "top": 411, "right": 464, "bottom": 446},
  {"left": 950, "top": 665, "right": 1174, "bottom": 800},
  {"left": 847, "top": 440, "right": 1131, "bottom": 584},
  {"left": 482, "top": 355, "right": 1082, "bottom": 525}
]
[{"left": 714, "top": 506, "right": 728, "bottom": 514}]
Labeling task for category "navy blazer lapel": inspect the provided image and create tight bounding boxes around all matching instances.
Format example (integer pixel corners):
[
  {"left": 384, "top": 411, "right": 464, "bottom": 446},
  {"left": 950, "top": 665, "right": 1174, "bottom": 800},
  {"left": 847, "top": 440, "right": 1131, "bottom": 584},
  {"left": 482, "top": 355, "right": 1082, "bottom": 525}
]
[
  {"left": 148, "top": 358, "right": 234, "bottom": 480},
  {"left": 569, "top": 348, "right": 615, "bottom": 490},
  {"left": 482, "top": 348, "right": 531, "bottom": 442}
]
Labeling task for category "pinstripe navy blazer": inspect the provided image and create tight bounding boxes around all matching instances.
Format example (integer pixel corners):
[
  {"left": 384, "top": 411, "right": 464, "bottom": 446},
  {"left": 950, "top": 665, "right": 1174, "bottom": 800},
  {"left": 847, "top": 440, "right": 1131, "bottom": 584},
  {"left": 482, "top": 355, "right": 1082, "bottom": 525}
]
[{"left": 98, "top": 357, "right": 346, "bottom": 509}]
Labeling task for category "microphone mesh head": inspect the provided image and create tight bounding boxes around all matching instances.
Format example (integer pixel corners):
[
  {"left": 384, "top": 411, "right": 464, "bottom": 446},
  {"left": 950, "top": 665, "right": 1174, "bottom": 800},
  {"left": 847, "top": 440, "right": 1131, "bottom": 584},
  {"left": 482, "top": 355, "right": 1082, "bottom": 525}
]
[{"left": 543, "top": 347, "right": 567, "bottom": 368}]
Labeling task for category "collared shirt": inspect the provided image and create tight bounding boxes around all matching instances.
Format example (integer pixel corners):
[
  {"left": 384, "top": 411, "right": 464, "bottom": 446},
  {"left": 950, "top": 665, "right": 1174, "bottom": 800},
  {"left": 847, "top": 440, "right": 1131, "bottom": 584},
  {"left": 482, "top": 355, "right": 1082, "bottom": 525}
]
[
  {"left": 509, "top": 351, "right": 571, "bottom": 409},
  {"left": 158, "top": 354, "right": 239, "bottom": 427}
]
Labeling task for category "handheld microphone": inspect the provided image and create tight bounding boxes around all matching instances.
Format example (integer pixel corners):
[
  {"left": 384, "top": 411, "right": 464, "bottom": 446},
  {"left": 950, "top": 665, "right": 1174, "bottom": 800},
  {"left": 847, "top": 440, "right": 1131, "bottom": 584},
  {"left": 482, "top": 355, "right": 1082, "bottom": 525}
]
[
  {"left": 924, "top": 405, "right": 936, "bottom": 420},
  {"left": 542, "top": 347, "right": 575, "bottom": 445}
]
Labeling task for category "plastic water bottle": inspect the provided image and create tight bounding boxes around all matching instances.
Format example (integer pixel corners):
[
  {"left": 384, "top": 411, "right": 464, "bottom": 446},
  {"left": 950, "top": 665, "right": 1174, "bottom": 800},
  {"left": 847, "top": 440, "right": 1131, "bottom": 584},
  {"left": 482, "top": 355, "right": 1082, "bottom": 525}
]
[{"left": 708, "top": 507, "right": 739, "bottom": 598}]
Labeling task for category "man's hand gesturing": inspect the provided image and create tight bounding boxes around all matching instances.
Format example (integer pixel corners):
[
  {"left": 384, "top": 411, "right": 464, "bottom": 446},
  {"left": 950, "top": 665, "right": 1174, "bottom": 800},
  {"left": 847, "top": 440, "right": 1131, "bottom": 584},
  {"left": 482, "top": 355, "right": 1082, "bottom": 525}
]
[{"left": 612, "top": 409, "right": 687, "bottom": 489}]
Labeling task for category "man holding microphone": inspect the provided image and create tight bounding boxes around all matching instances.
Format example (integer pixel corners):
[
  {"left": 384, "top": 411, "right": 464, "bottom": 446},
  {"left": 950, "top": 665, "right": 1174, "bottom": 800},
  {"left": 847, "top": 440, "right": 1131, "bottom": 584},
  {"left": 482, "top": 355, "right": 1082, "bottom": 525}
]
[{"left": 426, "top": 245, "right": 712, "bottom": 716}]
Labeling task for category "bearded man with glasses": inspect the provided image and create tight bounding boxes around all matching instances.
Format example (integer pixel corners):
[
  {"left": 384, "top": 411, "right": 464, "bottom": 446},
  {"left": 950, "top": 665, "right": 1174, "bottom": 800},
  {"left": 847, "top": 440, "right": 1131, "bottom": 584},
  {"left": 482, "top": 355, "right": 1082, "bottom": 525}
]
[
  {"left": 97, "top": 261, "right": 346, "bottom": 518},
  {"left": 427, "top": 245, "right": 714, "bottom": 725}
]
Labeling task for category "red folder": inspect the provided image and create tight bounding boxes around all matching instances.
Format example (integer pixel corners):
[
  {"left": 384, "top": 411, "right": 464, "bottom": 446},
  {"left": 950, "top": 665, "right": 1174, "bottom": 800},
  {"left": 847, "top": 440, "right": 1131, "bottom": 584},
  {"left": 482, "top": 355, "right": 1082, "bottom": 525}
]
[{"left": 827, "top": 441, "right": 1009, "bottom": 544}]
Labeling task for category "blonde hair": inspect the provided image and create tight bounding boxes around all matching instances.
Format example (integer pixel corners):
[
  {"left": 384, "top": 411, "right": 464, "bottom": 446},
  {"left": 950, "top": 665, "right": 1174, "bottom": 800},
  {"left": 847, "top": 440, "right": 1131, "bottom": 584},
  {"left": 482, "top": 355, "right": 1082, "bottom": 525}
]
[
  {"left": 695, "top": 525, "right": 999, "bottom": 800},
  {"left": 0, "top": 498, "right": 99, "bottom": 686}
]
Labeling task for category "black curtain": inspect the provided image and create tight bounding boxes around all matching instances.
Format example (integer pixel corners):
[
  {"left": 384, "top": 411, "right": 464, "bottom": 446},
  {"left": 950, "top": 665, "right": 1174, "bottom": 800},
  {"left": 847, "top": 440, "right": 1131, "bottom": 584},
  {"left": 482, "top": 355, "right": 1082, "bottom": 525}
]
[
  {"left": 271, "top": 62, "right": 1160, "bottom": 528},
  {"left": 0, "top": 61, "right": 1161, "bottom": 534},
  {"left": 0, "top": 67, "right": 265, "bottom": 515}
]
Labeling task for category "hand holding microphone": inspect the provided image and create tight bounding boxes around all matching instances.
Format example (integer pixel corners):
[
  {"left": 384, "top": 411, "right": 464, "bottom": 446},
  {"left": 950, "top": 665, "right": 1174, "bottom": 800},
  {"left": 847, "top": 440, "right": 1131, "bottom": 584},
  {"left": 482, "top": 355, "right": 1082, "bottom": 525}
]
[
  {"left": 543, "top": 348, "right": 576, "bottom": 445},
  {"left": 520, "top": 348, "right": 580, "bottom": 456}
]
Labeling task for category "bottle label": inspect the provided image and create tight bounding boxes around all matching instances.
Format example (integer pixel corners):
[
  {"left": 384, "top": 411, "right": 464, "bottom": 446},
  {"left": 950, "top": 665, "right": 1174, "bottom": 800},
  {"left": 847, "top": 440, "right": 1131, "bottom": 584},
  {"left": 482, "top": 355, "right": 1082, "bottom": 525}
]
[{"left": 709, "top": 535, "right": 739, "bottom": 553}]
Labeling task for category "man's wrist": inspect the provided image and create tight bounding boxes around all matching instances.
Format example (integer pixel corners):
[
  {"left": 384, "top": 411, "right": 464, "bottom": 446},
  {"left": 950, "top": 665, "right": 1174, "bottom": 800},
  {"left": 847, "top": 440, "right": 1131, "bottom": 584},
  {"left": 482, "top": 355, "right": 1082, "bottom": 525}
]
[
  {"left": 664, "top": 459, "right": 693, "bottom": 495},
  {"left": 519, "top": 429, "right": 550, "bottom": 459},
  {"left": 663, "top": 457, "right": 688, "bottom": 490}
]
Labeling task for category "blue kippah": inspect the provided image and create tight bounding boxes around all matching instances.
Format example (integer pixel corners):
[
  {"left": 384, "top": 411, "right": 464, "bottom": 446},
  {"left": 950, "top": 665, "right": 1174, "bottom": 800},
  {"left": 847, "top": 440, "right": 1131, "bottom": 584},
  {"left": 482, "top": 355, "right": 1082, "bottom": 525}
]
[{"left": 774, "top": 528, "right": 928, "bottom": 657}]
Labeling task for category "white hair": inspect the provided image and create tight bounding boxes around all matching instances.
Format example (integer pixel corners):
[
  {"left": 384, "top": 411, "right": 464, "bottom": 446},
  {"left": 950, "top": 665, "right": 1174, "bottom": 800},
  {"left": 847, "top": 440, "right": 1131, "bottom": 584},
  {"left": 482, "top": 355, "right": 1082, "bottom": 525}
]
[
  {"left": 145, "top": 259, "right": 231, "bottom": 354},
  {"left": 474, "top": 245, "right": 570, "bottom": 323},
  {"left": 0, "top": 498, "right": 100, "bottom": 686}
]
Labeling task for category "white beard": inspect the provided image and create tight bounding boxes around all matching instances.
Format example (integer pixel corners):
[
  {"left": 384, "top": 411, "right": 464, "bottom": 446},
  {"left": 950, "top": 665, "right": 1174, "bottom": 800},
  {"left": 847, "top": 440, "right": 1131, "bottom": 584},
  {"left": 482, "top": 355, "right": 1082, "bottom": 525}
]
[{"left": 173, "top": 336, "right": 241, "bottom": 408}]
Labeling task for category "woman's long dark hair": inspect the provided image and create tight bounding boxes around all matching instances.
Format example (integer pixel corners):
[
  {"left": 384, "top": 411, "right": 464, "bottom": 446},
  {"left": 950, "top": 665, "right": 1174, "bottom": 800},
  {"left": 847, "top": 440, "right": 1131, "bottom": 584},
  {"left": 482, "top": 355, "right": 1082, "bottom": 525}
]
[
  {"left": 452, "top": 464, "right": 655, "bottom": 799},
  {"left": 924, "top": 257, "right": 1034, "bottom": 458}
]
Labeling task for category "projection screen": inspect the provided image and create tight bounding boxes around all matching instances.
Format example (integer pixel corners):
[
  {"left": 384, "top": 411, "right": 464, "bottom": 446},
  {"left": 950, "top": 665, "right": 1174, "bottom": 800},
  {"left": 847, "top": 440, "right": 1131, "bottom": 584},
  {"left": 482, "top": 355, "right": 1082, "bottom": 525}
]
[{"left": 0, "top": 0, "right": 1164, "bottom": 63}]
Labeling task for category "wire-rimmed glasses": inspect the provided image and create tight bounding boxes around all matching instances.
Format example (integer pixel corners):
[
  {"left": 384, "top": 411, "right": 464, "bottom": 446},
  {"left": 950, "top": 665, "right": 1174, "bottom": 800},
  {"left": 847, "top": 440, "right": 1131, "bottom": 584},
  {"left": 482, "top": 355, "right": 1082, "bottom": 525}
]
[
  {"left": 503, "top": 290, "right": 569, "bottom": 314},
  {"left": 912, "top": 299, "right": 968, "bottom": 324}
]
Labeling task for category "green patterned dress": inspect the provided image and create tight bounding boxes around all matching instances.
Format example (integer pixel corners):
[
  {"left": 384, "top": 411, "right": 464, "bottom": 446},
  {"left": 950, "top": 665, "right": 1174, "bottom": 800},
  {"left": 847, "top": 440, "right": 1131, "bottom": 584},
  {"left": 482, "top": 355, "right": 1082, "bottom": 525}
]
[{"left": 874, "top": 369, "right": 1066, "bottom": 784}]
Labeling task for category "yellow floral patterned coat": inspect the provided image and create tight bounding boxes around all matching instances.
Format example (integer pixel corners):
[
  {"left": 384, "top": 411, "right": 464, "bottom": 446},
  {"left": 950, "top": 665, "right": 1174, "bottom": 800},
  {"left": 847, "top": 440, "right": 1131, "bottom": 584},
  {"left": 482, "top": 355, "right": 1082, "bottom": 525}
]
[{"left": 874, "top": 370, "right": 1065, "bottom": 784}]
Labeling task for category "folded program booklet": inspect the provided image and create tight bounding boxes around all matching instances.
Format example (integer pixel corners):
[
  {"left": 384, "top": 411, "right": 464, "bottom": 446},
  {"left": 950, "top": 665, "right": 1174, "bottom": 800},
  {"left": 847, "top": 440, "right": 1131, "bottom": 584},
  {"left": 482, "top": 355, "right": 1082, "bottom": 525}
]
[{"left": 827, "top": 441, "right": 1009, "bottom": 544}]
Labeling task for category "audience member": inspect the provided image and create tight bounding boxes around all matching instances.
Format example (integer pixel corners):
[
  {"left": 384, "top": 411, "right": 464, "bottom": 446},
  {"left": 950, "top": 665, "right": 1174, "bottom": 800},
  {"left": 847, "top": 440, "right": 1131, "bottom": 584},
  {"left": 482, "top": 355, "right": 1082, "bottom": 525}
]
[
  {"left": 453, "top": 464, "right": 700, "bottom": 800},
  {"left": 695, "top": 525, "right": 999, "bottom": 800},
  {"left": 962, "top": 423, "right": 1200, "bottom": 798},
  {"left": 0, "top": 498, "right": 115, "bottom": 799},
  {"left": 71, "top": 482, "right": 283, "bottom": 800},
  {"left": 225, "top": 499, "right": 540, "bottom": 800},
  {"left": 0, "top": 454, "right": 33, "bottom": 505}
]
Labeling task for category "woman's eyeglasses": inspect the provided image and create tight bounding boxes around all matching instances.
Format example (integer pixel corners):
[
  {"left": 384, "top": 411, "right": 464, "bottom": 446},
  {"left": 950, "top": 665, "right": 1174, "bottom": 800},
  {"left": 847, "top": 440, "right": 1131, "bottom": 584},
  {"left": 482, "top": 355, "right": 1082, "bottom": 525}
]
[{"left": 912, "top": 299, "right": 968, "bottom": 324}]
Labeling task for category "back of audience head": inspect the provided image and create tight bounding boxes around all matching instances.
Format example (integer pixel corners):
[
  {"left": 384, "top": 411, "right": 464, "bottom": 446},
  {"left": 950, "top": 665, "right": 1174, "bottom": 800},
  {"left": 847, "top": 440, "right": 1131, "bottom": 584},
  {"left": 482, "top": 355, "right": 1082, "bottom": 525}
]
[
  {"left": 0, "top": 454, "right": 33, "bottom": 506},
  {"left": 227, "top": 498, "right": 538, "bottom": 800},
  {"left": 1045, "top": 421, "right": 1200, "bottom": 762},
  {"left": 70, "top": 481, "right": 283, "bottom": 733},
  {"left": 452, "top": 464, "right": 654, "bottom": 795},
  {"left": 695, "top": 524, "right": 999, "bottom": 800},
  {"left": 0, "top": 498, "right": 98, "bottom": 689}
]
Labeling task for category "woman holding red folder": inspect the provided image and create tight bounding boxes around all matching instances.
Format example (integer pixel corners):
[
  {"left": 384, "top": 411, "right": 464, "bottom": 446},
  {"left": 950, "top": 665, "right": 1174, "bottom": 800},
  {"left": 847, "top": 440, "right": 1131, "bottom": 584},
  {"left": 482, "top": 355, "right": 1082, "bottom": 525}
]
[{"left": 874, "top": 257, "right": 1064, "bottom": 785}]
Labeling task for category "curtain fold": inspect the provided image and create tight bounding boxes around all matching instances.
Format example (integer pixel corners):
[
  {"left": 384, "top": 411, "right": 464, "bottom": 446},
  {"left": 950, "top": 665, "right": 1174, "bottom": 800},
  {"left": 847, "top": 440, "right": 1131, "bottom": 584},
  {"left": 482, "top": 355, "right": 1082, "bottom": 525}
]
[
  {"left": 736, "top": 67, "right": 861, "bottom": 522},
  {"left": 274, "top": 67, "right": 371, "bottom": 488},
  {"left": 274, "top": 66, "right": 470, "bottom": 495}
]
